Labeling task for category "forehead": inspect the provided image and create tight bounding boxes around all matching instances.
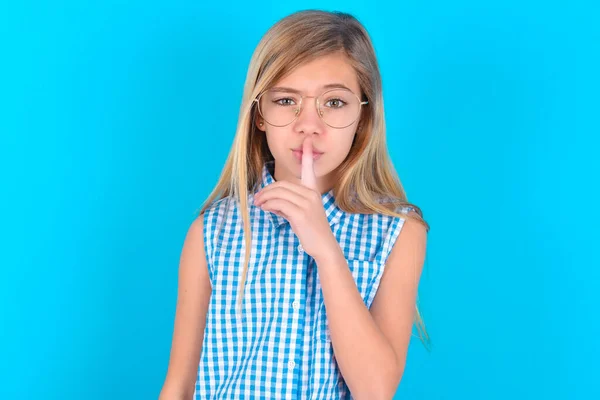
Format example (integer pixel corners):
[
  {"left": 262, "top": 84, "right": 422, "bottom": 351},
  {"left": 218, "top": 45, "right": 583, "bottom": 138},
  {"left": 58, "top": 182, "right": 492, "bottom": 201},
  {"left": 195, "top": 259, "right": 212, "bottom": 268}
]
[{"left": 273, "top": 52, "right": 360, "bottom": 94}]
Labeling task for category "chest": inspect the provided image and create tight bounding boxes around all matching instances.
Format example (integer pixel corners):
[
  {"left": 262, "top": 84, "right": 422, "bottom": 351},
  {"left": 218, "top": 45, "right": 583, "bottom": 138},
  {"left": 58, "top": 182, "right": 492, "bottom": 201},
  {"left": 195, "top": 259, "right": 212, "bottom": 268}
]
[{"left": 209, "top": 214, "right": 387, "bottom": 339}]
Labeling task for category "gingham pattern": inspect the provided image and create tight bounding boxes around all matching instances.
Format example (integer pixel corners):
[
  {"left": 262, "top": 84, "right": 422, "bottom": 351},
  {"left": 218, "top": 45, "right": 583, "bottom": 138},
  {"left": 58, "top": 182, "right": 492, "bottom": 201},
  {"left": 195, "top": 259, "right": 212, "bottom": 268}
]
[{"left": 195, "top": 161, "right": 411, "bottom": 399}]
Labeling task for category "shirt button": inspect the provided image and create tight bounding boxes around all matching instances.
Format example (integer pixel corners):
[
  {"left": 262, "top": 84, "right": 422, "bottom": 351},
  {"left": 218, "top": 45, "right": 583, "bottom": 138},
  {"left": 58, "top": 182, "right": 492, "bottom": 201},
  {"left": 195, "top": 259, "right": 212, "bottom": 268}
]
[
  {"left": 288, "top": 360, "right": 296, "bottom": 369},
  {"left": 292, "top": 300, "right": 300, "bottom": 310},
  {"left": 297, "top": 244, "right": 304, "bottom": 254}
]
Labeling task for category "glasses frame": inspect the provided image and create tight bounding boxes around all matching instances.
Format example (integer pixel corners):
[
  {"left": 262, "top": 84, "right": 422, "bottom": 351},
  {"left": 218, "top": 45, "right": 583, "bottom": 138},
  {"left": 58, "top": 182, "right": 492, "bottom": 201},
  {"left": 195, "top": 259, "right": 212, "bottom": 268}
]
[{"left": 253, "top": 88, "right": 369, "bottom": 129}]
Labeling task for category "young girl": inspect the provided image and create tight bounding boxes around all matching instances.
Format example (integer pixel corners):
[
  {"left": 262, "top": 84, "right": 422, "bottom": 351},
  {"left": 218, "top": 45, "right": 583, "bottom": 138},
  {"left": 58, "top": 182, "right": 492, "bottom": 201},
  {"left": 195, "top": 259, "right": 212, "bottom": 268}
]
[{"left": 160, "top": 9, "right": 429, "bottom": 400}]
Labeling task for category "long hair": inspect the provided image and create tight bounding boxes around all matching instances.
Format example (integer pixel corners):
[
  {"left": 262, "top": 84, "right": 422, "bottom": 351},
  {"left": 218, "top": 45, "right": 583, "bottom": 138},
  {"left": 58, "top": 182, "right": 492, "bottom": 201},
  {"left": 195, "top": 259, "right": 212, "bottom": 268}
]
[{"left": 198, "top": 10, "right": 431, "bottom": 348}]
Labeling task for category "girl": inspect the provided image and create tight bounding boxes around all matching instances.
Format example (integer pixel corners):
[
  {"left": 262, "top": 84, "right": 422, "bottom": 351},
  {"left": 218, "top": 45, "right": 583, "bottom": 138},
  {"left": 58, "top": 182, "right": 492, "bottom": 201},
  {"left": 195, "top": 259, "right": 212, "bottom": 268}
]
[{"left": 160, "top": 9, "right": 429, "bottom": 400}]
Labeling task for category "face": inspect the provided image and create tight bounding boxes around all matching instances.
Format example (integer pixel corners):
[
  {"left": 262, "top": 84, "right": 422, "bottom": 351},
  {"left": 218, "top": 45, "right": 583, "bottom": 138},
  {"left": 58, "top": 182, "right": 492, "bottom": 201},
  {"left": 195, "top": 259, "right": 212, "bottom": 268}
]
[{"left": 255, "top": 52, "right": 363, "bottom": 193}]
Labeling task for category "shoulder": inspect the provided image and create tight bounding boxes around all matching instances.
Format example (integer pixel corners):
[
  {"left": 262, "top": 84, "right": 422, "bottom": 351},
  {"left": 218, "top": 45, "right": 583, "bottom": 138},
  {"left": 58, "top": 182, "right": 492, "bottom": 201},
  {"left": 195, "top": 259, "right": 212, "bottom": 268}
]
[
  {"left": 203, "top": 196, "right": 234, "bottom": 214},
  {"left": 388, "top": 201, "right": 427, "bottom": 250},
  {"left": 387, "top": 208, "right": 428, "bottom": 267},
  {"left": 179, "top": 216, "right": 209, "bottom": 279},
  {"left": 188, "top": 214, "right": 205, "bottom": 233},
  {"left": 183, "top": 215, "right": 206, "bottom": 255},
  {"left": 368, "top": 198, "right": 427, "bottom": 264},
  {"left": 200, "top": 195, "right": 248, "bottom": 256},
  {"left": 374, "top": 195, "right": 427, "bottom": 232},
  {"left": 201, "top": 196, "right": 238, "bottom": 225}
]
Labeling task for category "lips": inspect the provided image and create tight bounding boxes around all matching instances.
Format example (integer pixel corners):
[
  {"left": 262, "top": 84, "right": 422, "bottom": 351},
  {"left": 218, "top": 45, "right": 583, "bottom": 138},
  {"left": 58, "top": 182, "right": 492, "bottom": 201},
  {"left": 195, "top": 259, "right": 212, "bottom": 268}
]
[
  {"left": 291, "top": 147, "right": 323, "bottom": 155},
  {"left": 291, "top": 148, "right": 323, "bottom": 161}
]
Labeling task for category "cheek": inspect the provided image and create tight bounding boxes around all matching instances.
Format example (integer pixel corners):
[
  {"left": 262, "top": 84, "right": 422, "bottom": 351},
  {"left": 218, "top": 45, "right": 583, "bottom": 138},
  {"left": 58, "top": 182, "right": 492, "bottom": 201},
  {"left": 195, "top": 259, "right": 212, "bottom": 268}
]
[
  {"left": 327, "top": 131, "right": 357, "bottom": 165},
  {"left": 333, "top": 130, "right": 356, "bottom": 153},
  {"left": 264, "top": 129, "right": 289, "bottom": 154}
]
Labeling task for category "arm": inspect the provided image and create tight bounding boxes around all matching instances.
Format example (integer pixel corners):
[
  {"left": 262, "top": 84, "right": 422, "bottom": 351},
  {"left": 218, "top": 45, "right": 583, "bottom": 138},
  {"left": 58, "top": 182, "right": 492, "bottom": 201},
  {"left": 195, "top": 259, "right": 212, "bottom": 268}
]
[
  {"left": 159, "top": 217, "right": 212, "bottom": 400},
  {"left": 316, "top": 216, "right": 427, "bottom": 400}
]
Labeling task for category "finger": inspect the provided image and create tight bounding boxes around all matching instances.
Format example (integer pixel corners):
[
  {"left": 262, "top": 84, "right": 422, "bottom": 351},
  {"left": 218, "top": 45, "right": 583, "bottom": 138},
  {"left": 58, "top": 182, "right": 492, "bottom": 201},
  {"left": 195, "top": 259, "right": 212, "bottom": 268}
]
[
  {"left": 257, "top": 180, "right": 312, "bottom": 198},
  {"left": 301, "top": 136, "right": 317, "bottom": 190},
  {"left": 255, "top": 186, "right": 307, "bottom": 208},
  {"left": 260, "top": 198, "right": 301, "bottom": 221}
]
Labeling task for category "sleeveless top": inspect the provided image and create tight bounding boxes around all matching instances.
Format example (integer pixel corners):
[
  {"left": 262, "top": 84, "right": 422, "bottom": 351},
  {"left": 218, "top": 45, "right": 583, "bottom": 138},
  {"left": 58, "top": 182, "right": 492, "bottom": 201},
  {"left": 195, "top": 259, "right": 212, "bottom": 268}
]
[{"left": 195, "top": 161, "right": 412, "bottom": 399}]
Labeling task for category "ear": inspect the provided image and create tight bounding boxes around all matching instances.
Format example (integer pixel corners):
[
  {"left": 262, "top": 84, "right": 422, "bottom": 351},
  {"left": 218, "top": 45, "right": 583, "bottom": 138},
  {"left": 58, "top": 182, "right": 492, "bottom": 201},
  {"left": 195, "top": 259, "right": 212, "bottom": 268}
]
[{"left": 255, "top": 117, "right": 266, "bottom": 132}]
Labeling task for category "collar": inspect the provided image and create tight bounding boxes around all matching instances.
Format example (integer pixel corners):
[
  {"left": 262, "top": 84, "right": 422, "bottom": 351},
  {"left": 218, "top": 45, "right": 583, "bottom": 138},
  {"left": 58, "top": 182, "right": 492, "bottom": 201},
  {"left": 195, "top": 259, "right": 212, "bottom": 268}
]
[{"left": 256, "top": 161, "right": 345, "bottom": 229}]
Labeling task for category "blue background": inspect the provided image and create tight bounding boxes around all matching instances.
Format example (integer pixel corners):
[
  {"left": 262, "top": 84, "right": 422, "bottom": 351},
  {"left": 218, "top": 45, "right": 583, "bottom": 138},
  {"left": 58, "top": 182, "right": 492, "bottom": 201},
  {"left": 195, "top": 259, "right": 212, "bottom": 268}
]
[{"left": 1, "top": 1, "right": 598, "bottom": 399}]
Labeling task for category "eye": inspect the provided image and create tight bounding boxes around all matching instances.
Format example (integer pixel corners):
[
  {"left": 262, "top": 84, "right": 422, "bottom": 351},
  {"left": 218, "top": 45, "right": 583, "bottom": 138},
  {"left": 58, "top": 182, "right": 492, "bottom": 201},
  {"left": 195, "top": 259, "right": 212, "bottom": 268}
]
[
  {"left": 324, "top": 98, "right": 346, "bottom": 108},
  {"left": 273, "top": 97, "right": 297, "bottom": 106}
]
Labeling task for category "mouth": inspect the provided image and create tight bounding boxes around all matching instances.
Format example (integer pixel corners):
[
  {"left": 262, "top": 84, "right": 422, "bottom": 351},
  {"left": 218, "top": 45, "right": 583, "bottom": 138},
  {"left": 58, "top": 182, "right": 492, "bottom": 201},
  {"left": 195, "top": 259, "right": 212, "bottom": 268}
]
[
  {"left": 291, "top": 148, "right": 323, "bottom": 161},
  {"left": 291, "top": 146, "right": 323, "bottom": 153}
]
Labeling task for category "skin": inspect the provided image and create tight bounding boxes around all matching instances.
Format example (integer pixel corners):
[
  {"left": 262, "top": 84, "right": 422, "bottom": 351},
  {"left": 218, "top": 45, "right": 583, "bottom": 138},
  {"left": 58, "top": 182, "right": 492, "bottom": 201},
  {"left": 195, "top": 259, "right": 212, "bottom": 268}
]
[
  {"left": 255, "top": 52, "right": 360, "bottom": 195},
  {"left": 159, "top": 53, "right": 427, "bottom": 400}
]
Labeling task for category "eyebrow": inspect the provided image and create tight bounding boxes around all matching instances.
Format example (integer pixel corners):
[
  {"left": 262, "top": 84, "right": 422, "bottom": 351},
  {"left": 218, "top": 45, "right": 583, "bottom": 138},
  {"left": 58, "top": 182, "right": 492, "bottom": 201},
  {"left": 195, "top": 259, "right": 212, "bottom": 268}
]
[{"left": 269, "top": 83, "right": 353, "bottom": 93}]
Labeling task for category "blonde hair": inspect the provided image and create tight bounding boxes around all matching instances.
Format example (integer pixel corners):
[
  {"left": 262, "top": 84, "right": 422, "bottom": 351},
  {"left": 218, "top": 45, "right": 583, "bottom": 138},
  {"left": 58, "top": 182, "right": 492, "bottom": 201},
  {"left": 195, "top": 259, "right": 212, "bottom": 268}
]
[{"left": 198, "top": 10, "right": 431, "bottom": 349}]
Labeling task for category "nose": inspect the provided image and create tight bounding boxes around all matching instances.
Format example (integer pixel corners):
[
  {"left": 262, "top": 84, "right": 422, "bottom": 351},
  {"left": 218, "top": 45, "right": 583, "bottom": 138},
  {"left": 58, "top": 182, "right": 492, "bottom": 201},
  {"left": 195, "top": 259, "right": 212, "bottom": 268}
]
[{"left": 293, "top": 96, "right": 324, "bottom": 135}]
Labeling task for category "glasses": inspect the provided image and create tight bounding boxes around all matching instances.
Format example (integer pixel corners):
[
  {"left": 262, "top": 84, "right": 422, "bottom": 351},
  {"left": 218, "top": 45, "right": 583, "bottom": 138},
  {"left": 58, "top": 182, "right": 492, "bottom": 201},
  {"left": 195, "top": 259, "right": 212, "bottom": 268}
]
[{"left": 254, "top": 88, "right": 368, "bottom": 129}]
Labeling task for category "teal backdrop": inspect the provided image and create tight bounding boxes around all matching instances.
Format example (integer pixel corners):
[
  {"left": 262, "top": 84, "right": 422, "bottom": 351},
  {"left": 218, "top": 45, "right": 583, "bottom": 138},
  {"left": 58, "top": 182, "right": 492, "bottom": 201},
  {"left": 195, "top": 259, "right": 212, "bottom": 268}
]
[{"left": 1, "top": 1, "right": 598, "bottom": 399}]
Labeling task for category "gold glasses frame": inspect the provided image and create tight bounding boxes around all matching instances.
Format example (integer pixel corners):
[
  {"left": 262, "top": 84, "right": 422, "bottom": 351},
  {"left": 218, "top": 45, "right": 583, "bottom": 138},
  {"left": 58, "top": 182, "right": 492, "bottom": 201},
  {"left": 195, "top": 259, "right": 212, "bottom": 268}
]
[{"left": 253, "top": 88, "right": 369, "bottom": 129}]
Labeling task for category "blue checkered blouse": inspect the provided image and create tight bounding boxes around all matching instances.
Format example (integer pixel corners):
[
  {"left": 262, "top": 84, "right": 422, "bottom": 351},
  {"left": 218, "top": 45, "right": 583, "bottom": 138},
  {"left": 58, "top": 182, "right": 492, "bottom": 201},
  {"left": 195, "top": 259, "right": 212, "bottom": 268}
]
[{"left": 195, "top": 161, "right": 411, "bottom": 399}]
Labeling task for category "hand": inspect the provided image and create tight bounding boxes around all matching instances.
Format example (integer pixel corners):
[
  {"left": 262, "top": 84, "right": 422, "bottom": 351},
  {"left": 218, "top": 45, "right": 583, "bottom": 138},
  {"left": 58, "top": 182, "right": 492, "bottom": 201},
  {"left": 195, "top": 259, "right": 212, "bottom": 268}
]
[{"left": 253, "top": 136, "right": 340, "bottom": 263}]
